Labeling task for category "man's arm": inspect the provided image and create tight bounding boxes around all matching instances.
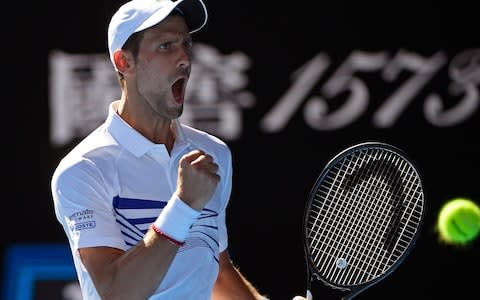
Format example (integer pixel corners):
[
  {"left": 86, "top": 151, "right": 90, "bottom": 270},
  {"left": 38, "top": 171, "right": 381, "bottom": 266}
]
[
  {"left": 211, "top": 250, "right": 269, "bottom": 300},
  {"left": 78, "top": 229, "right": 179, "bottom": 300}
]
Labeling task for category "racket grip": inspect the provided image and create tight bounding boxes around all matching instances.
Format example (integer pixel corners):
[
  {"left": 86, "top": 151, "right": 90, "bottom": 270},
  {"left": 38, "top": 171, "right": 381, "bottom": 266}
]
[{"left": 307, "top": 290, "right": 313, "bottom": 300}]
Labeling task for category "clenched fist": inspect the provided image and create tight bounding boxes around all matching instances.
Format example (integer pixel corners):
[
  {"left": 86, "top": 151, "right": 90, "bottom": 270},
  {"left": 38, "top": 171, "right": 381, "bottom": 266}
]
[{"left": 176, "top": 149, "right": 220, "bottom": 211}]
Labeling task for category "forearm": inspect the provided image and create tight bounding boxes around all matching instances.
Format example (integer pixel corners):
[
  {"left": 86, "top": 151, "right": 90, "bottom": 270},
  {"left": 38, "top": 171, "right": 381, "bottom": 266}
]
[
  {"left": 212, "top": 251, "right": 269, "bottom": 300},
  {"left": 80, "top": 229, "right": 179, "bottom": 299},
  {"left": 235, "top": 268, "right": 270, "bottom": 300}
]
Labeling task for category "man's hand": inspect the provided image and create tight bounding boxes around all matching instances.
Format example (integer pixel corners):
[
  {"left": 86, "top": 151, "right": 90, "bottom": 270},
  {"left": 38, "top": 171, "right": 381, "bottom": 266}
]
[
  {"left": 176, "top": 149, "right": 220, "bottom": 211},
  {"left": 293, "top": 290, "right": 312, "bottom": 300}
]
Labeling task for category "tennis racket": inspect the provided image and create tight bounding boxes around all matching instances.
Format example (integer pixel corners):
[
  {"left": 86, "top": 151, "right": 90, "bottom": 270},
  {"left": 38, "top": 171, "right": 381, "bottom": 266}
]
[{"left": 302, "top": 141, "right": 425, "bottom": 300}]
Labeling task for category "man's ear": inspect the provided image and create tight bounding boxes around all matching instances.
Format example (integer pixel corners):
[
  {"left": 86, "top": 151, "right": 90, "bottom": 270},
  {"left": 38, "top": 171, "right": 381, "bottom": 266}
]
[{"left": 113, "top": 50, "right": 129, "bottom": 72}]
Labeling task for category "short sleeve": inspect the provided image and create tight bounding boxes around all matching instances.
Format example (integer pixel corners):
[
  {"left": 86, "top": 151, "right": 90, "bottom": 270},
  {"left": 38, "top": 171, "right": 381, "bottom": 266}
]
[{"left": 51, "top": 158, "right": 126, "bottom": 251}]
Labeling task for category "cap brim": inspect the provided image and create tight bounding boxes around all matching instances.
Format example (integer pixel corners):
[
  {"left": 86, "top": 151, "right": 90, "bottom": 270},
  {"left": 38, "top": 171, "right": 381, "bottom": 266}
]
[
  {"left": 137, "top": 0, "right": 207, "bottom": 34},
  {"left": 177, "top": 0, "right": 208, "bottom": 33}
]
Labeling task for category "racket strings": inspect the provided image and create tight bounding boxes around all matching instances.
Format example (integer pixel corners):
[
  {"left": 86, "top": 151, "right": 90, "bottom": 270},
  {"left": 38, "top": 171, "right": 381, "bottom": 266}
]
[
  {"left": 318, "top": 149, "right": 393, "bottom": 284},
  {"left": 307, "top": 150, "right": 372, "bottom": 283},
  {"left": 336, "top": 151, "right": 394, "bottom": 283},
  {"left": 306, "top": 146, "right": 424, "bottom": 287}
]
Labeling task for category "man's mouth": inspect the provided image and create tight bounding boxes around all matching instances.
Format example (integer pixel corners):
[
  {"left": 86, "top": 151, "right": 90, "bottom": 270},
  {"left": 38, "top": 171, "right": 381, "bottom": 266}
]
[{"left": 171, "top": 78, "right": 186, "bottom": 104}]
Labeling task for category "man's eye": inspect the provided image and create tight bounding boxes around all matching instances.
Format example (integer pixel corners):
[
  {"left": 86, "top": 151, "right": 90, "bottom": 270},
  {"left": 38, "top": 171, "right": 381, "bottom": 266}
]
[{"left": 159, "top": 42, "right": 172, "bottom": 50}]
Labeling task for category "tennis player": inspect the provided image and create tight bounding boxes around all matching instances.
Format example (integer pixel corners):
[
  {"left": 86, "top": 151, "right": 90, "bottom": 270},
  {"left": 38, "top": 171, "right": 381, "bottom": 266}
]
[{"left": 51, "top": 0, "right": 308, "bottom": 299}]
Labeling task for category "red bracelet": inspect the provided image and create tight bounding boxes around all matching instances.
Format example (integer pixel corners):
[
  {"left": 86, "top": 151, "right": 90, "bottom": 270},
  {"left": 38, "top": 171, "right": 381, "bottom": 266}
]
[{"left": 150, "top": 224, "right": 185, "bottom": 247}]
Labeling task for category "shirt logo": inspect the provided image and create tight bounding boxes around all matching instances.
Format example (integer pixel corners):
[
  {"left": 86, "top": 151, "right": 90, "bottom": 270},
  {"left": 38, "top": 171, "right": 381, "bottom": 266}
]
[{"left": 68, "top": 209, "right": 96, "bottom": 231}]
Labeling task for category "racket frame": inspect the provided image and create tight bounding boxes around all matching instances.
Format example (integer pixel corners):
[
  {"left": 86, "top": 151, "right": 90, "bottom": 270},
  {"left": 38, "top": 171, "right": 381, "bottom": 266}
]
[{"left": 301, "top": 141, "right": 426, "bottom": 299}]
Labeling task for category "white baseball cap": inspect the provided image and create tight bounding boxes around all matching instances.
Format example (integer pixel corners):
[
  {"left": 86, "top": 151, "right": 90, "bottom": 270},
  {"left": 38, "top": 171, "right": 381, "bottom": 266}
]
[{"left": 108, "top": 0, "right": 208, "bottom": 68}]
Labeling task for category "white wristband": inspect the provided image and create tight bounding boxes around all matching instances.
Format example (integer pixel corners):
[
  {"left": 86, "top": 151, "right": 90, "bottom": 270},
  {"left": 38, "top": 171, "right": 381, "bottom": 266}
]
[{"left": 153, "top": 195, "right": 201, "bottom": 242}]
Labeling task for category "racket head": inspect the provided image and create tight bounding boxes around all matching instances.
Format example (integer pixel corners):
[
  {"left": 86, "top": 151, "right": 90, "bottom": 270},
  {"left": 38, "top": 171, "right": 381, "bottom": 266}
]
[{"left": 303, "top": 141, "right": 425, "bottom": 298}]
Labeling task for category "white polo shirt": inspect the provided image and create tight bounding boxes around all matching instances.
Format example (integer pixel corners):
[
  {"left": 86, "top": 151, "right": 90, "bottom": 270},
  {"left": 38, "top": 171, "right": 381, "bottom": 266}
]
[{"left": 51, "top": 101, "right": 231, "bottom": 300}]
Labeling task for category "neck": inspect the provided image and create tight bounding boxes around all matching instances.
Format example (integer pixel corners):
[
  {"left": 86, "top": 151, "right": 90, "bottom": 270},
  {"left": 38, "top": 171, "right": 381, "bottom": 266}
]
[{"left": 113, "top": 100, "right": 177, "bottom": 152}]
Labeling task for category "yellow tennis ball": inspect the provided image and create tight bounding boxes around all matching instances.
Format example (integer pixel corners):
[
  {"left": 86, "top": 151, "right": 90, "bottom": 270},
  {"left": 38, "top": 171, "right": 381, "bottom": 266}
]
[{"left": 437, "top": 198, "right": 480, "bottom": 245}]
